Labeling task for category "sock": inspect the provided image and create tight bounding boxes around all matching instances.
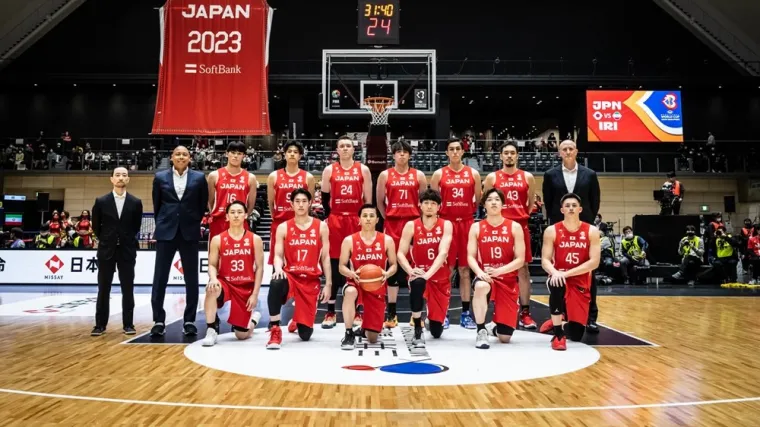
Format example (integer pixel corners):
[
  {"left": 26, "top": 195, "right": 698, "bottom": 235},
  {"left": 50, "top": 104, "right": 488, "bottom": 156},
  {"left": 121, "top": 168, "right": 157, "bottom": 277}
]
[
  {"left": 477, "top": 323, "right": 485, "bottom": 332},
  {"left": 462, "top": 301, "right": 470, "bottom": 313},
  {"left": 269, "top": 320, "right": 280, "bottom": 328},
  {"left": 388, "top": 303, "right": 397, "bottom": 317},
  {"left": 328, "top": 303, "right": 335, "bottom": 313},
  {"left": 207, "top": 322, "right": 217, "bottom": 333},
  {"left": 521, "top": 305, "right": 530, "bottom": 313},
  {"left": 413, "top": 317, "right": 422, "bottom": 328},
  {"left": 553, "top": 325, "right": 564, "bottom": 338}
]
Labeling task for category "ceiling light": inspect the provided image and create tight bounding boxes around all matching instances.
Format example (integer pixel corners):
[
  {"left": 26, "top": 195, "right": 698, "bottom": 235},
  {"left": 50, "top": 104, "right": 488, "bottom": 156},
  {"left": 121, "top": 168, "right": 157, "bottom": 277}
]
[
  {"left": 34, "top": 84, "right": 38, "bottom": 87},
  {"left": 485, "top": 95, "right": 489, "bottom": 99},
  {"left": 469, "top": 100, "right": 474, "bottom": 105},
  {"left": 599, "top": 85, "right": 603, "bottom": 88},
  {"left": 73, "top": 84, "right": 77, "bottom": 87},
  {"left": 718, "top": 85, "right": 722, "bottom": 88},
  {"left": 556, "top": 96, "right": 559, "bottom": 99},
  {"left": 113, "top": 84, "right": 116, "bottom": 87},
  {"left": 508, "top": 96, "right": 512, "bottom": 99},
  {"left": 532, "top": 96, "right": 536, "bottom": 99},
  {"left": 536, "top": 100, "right": 543, "bottom": 105},
  {"left": 152, "top": 84, "right": 156, "bottom": 87},
  {"left": 462, "top": 96, "right": 465, "bottom": 98}
]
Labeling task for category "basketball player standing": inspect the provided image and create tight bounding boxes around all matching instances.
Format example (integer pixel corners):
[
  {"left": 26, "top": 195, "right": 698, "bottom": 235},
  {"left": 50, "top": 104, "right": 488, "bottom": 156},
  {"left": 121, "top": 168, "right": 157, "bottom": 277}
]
[
  {"left": 483, "top": 141, "right": 538, "bottom": 329},
  {"left": 201, "top": 201, "right": 265, "bottom": 346},
  {"left": 207, "top": 141, "right": 258, "bottom": 240},
  {"left": 540, "top": 193, "right": 600, "bottom": 350},
  {"left": 268, "top": 189, "right": 332, "bottom": 349},
  {"left": 429, "top": 137, "right": 482, "bottom": 329},
  {"left": 467, "top": 188, "right": 525, "bottom": 349},
  {"left": 397, "top": 189, "right": 453, "bottom": 347},
  {"left": 376, "top": 140, "right": 427, "bottom": 328},
  {"left": 266, "top": 141, "right": 315, "bottom": 265},
  {"left": 320, "top": 135, "right": 373, "bottom": 328},
  {"left": 339, "top": 204, "right": 397, "bottom": 349}
]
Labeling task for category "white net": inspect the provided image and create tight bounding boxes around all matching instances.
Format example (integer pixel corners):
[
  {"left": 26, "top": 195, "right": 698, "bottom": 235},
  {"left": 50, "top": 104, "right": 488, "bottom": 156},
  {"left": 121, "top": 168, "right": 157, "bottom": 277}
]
[{"left": 362, "top": 98, "right": 395, "bottom": 125}]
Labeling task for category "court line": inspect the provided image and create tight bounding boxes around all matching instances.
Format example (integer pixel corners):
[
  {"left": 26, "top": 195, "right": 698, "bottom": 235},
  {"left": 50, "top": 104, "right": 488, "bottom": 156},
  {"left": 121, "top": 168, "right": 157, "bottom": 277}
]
[
  {"left": 531, "top": 300, "right": 660, "bottom": 347},
  {"left": 0, "top": 388, "right": 758, "bottom": 413}
]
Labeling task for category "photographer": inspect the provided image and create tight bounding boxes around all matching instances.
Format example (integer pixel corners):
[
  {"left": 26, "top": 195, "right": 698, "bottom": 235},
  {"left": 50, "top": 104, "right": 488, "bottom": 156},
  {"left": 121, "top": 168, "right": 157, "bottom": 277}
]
[
  {"left": 672, "top": 225, "right": 704, "bottom": 286},
  {"left": 698, "top": 225, "right": 738, "bottom": 283},
  {"left": 747, "top": 224, "right": 760, "bottom": 284},
  {"left": 619, "top": 226, "right": 649, "bottom": 285}
]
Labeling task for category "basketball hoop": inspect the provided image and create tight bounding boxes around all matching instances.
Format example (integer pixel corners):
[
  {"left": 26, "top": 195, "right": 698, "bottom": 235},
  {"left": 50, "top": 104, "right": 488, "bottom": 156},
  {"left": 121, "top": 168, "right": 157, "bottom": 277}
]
[{"left": 362, "top": 96, "right": 395, "bottom": 126}]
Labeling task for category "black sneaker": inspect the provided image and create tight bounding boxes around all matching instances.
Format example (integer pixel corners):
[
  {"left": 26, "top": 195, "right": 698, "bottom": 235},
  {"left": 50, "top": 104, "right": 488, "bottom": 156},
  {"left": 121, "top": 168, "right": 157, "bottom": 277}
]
[
  {"left": 341, "top": 329, "right": 355, "bottom": 350},
  {"left": 90, "top": 326, "right": 105, "bottom": 336},
  {"left": 150, "top": 323, "right": 165, "bottom": 337},
  {"left": 183, "top": 322, "right": 198, "bottom": 336},
  {"left": 586, "top": 321, "right": 600, "bottom": 334},
  {"left": 123, "top": 326, "right": 136, "bottom": 335}
]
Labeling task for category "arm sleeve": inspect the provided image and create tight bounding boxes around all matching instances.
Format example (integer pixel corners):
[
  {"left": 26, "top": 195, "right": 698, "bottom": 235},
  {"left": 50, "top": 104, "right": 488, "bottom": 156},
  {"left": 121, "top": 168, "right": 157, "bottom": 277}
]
[{"left": 321, "top": 191, "right": 331, "bottom": 218}]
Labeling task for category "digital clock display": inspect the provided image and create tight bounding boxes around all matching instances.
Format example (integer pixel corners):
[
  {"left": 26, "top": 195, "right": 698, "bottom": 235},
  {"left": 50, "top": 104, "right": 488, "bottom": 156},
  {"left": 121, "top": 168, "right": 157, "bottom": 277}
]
[{"left": 357, "top": 0, "right": 400, "bottom": 45}]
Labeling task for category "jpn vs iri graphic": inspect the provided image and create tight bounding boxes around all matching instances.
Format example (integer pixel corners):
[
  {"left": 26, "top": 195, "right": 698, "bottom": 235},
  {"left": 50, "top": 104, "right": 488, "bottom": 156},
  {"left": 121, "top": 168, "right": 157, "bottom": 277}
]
[{"left": 586, "top": 90, "right": 684, "bottom": 143}]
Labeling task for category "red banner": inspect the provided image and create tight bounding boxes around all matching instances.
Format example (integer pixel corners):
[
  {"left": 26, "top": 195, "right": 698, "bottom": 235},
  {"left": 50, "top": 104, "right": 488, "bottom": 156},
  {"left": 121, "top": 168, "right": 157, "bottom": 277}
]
[{"left": 152, "top": 0, "right": 272, "bottom": 135}]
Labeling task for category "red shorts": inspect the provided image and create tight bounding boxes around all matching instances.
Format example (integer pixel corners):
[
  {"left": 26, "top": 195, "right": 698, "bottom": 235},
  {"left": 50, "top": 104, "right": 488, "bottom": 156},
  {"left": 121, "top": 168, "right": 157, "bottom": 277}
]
[
  {"left": 283, "top": 272, "right": 321, "bottom": 327},
  {"left": 217, "top": 279, "right": 255, "bottom": 329},
  {"left": 344, "top": 281, "right": 386, "bottom": 333},
  {"left": 384, "top": 217, "right": 414, "bottom": 251},
  {"left": 489, "top": 277, "right": 519, "bottom": 329},
  {"left": 327, "top": 213, "right": 360, "bottom": 259},
  {"left": 268, "top": 219, "right": 285, "bottom": 265},
  {"left": 424, "top": 277, "right": 451, "bottom": 323},
  {"left": 443, "top": 217, "right": 474, "bottom": 268},
  {"left": 209, "top": 216, "right": 249, "bottom": 241},
  {"left": 565, "top": 276, "right": 592, "bottom": 325},
  {"left": 517, "top": 219, "right": 532, "bottom": 264}
]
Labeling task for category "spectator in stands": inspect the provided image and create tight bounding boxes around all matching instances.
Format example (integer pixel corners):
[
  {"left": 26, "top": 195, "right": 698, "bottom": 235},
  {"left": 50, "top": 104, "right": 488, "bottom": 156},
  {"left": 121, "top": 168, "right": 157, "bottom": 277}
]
[
  {"left": 698, "top": 225, "right": 738, "bottom": 284},
  {"left": 619, "top": 226, "right": 649, "bottom": 285},
  {"left": 35, "top": 224, "right": 56, "bottom": 249},
  {"left": 707, "top": 132, "right": 715, "bottom": 147},
  {"left": 14, "top": 148, "right": 24, "bottom": 170},
  {"left": 594, "top": 214, "right": 603, "bottom": 227},
  {"left": 665, "top": 172, "right": 684, "bottom": 215},
  {"left": 740, "top": 218, "right": 754, "bottom": 276},
  {"left": 672, "top": 225, "right": 704, "bottom": 286},
  {"left": 597, "top": 223, "right": 617, "bottom": 284},
  {"left": 747, "top": 224, "right": 760, "bottom": 284},
  {"left": 9, "top": 228, "right": 25, "bottom": 249}
]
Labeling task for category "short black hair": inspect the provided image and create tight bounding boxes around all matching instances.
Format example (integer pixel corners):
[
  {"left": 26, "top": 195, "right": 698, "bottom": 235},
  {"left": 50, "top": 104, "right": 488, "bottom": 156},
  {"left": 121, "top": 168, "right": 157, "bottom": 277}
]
[
  {"left": 11, "top": 227, "right": 23, "bottom": 239},
  {"left": 225, "top": 200, "right": 247, "bottom": 213},
  {"left": 667, "top": 171, "right": 676, "bottom": 178},
  {"left": 686, "top": 225, "right": 697, "bottom": 233},
  {"left": 481, "top": 188, "right": 505, "bottom": 205},
  {"left": 499, "top": 141, "right": 518, "bottom": 153},
  {"left": 112, "top": 167, "right": 128, "bottom": 176},
  {"left": 226, "top": 141, "right": 246, "bottom": 153},
  {"left": 290, "top": 188, "right": 312, "bottom": 202},
  {"left": 336, "top": 135, "right": 353, "bottom": 147},
  {"left": 419, "top": 188, "right": 442, "bottom": 204},
  {"left": 446, "top": 138, "right": 463, "bottom": 150},
  {"left": 560, "top": 193, "right": 582, "bottom": 205},
  {"left": 358, "top": 204, "right": 378, "bottom": 217},
  {"left": 623, "top": 226, "right": 632, "bottom": 234},
  {"left": 283, "top": 140, "right": 304, "bottom": 155},
  {"left": 391, "top": 140, "right": 412, "bottom": 154}
]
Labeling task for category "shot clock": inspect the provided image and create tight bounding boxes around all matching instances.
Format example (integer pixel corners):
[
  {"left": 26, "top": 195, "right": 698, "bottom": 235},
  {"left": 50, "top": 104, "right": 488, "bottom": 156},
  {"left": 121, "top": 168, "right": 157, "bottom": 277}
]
[{"left": 357, "top": 0, "right": 400, "bottom": 45}]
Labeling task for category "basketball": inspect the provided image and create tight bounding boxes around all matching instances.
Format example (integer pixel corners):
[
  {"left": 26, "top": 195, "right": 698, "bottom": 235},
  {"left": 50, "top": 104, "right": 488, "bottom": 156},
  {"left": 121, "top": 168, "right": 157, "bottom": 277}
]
[{"left": 358, "top": 264, "right": 385, "bottom": 292}]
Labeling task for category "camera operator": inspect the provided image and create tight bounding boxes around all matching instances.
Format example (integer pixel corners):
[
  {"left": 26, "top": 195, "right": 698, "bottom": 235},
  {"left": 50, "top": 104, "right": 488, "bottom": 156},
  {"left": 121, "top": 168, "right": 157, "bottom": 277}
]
[
  {"left": 698, "top": 225, "right": 738, "bottom": 283},
  {"left": 747, "top": 224, "right": 760, "bottom": 284},
  {"left": 620, "top": 226, "right": 649, "bottom": 285},
  {"left": 671, "top": 225, "right": 704, "bottom": 286},
  {"left": 665, "top": 172, "right": 684, "bottom": 215},
  {"left": 740, "top": 218, "right": 754, "bottom": 276}
]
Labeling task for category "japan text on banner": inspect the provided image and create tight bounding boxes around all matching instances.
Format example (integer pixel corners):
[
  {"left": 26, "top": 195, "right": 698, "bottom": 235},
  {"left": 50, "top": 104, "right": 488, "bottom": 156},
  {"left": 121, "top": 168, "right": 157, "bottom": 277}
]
[{"left": 152, "top": 0, "right": 273, "bottom": 135}]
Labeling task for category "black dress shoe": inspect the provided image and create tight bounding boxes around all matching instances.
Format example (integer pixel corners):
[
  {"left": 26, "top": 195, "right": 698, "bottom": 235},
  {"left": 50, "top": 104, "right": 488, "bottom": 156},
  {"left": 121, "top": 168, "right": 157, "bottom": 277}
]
[
  {"left": 586, "top": 321, "right": 600, "bottom": 334},
  {"left": 90, "top": 326, "right": 106, "bottom": 336},
  {"left": 123, "top": 326, "right": 136, "bottom": 335},
  {"left": 150, "top": 323, "right": 165, "bottom": 337},
  {"left": 183, "top": 322, "right": 198, "bottom": 336}
]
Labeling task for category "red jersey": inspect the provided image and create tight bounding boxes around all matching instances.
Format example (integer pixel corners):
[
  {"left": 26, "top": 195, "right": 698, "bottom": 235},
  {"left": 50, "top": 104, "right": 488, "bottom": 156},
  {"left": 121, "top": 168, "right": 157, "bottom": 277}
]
[
  {"left": 211, "top": 168, "right": 251, "bottom": 218},
  {"left": 283, "top": 218, "right": 323, "bottom": 279},
  {"left": 553, "top": 221, "right": 592, "bottom": 290},
  {"left": 749, "top": 235, "right": 760, "bottom": 256},
  {"left": 273, "top": 169, "right": 308, "bottom": 221},
  {"left": 477, "top": 218, "right": 518, "bottom": 281},
  {"left": 410, "top": 218, "right": 449, "bottom": 282},
  {"left": 384, "top": 167, "right": 421, "bottom": 218},
  {"left": 438, "top": 165, "right": 477, "bottom": 219},
  {"left": 329, "top": 162, "right": 364, "bottom": 215},
  {"left": 217, "top": 230, "right": 257, "bottom": 287},
  {"left": 493, "top": 169, "right": 530, "bottom": 222},
  {"left": 350, "top": 231, "right": 388, "bottom": 295}
]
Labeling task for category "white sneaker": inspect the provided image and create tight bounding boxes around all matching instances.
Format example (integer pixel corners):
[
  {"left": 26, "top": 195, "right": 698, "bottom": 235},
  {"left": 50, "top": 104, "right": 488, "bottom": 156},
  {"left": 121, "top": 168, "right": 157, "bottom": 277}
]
[
  {"left": 202, "top": 329, "right": 218, "bottom": 347},
  {"left": 485, "top": 321, "right": 497, "bottom": 337},
  {"left": 475, "top": 329, "right": 490, "bottom": 349}
]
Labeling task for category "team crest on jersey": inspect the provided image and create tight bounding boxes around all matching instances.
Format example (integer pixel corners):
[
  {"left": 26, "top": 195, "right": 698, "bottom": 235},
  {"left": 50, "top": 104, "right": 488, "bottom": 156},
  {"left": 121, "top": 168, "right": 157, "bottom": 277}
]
[
  {"left": 244, "top": 238, "right": 250, "bottom": 246},
  {"left": 223, "top": 237, "right": 228, "bottom": 244},
  {"left": 375, "top": 242, "right": 382, "bottom": 251},
  {"left": 426, "top": 232, "right": 432, "bottom": 237},
  {"left": 580, "top": 231, "right": 586, "bottom": 240},
  {"left": 408, "top": 173, "right": 414, "bottom": 180},
  {"left": 502, "top": 226, "right": 508, "bottom": 234},
  {"left": 435, "top": 226, "right": 442, "bottom": 235},
  {"left": 310, "top": 228, "right": 317, "bottom": 238},
  {"left": 297, "top": 175, "right": 303, "bottom": 182},
  {"left": 353, "top": 167, "right": 359, "bottom": 175},
  {"left": 517, "top": 174, "right": 522, "bottom": 181},
  {"left": 240, "top": 176, "right": 246, "bottom": 183},
  {"left": 463, "top": 170, "right": 469, "bottom": 177},
  {"left": 570, "top": 236, "right": 576, "bottom": 241},
  {"left": 234, "top": 243, "right": 240, "bottom": 248}
]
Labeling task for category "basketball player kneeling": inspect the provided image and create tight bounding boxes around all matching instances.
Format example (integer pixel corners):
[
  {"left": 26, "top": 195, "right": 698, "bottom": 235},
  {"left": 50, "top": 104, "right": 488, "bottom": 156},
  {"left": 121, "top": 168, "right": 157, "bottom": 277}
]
[
  {"left": 396, "top": 189, "right": 453, "bottom": 347},
  {"left": 467, "top": 188, "right": 526, "bottom": 350},
  {"left": 268, "top": 189, "right": 332, "bottom": 350},
  {"left": 339, "top": 204, "right": 397, "bottom": 349},
  {"left": 539, "top": 193, "right": 601, "bottom": 351},
  {"left": 202, "top": 201, "right": 265, "bottom": 347}
]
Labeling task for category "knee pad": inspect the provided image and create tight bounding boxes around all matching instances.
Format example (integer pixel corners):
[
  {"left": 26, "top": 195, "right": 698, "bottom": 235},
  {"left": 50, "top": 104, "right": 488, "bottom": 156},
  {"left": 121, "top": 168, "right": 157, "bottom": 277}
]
[
  {"left": 496, "top": 323, "right": 515, "bottom": 336},
  {"left": 330, "top": 259, "right": 343, "bottom": 299},
  {"left": 388, "top": 270, "right": 407, "bottom": 287},
  {"left": 429, "top": 320, "right": 444, "bottom": 338},
  {"left": 565, "top": 321, "right": 585, "bottom": 341},
  {"left": 409, "top": 278, "right": 426, "bottom": 312},
  {"left": 297, "top": 324, "right": 313, "bottom": 341},
  {"left": 268, "top": 278, "right": 289, "bottom": 315},
  {"left": 548, "top": 284, "right": 566, "bottom": 316}
]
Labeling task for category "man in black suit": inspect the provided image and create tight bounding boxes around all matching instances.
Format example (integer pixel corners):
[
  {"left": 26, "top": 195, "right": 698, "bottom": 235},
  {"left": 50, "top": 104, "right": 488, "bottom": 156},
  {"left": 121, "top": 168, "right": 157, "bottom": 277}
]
[
  {"left": 542, "top": 139, "right": 601, "bottom": 332},
  {"left": 91, "top": 167, "right": 144, "bottom": 336},
  {"left": 150, "top": 145, "right": 209, "bottom": 337}
]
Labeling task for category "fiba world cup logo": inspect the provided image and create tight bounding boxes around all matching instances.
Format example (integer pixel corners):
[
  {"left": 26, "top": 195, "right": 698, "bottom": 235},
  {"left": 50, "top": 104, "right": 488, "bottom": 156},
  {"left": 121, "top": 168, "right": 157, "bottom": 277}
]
[{"left": 662, "top": 93, "right": 678, "bottom": 112}]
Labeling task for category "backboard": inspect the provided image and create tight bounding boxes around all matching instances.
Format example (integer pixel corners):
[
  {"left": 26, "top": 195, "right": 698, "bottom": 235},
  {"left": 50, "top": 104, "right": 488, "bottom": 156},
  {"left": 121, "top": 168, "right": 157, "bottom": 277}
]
[{"left": 321, "top": 49, "right": 437, "bottom": 118}]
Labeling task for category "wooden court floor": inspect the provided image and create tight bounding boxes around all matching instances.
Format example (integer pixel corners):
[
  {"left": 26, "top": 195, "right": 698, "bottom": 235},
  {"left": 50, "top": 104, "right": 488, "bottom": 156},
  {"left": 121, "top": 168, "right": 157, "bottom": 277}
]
[{"left": 1, "top": 294, "right": 760, "bottom": 426}]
